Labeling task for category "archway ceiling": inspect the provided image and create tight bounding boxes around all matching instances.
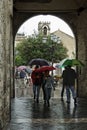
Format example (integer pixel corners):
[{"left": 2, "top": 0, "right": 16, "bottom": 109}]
[{"left": 13, "top": 0, "right": 87, "bottom": 14}]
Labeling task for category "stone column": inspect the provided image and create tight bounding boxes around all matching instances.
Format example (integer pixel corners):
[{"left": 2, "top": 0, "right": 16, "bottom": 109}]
[
  {"left": 58, "top": 13, "right": 87, "bottom": 98},
  {"left": 0, "top": 0, "right": 13, "bottom": 129},
  {"left": 76, "top": 11, "right": 87, "bottom": 97}
]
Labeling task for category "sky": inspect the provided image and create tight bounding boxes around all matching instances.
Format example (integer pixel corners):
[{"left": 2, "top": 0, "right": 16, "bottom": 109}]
[{"left": 18, "top": 15, "right": 74, "bottom": 37}]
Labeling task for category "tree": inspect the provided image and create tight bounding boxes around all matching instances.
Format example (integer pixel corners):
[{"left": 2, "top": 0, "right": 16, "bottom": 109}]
[{"left": 15, "top": 34, "right": 68, "bottom": 66}]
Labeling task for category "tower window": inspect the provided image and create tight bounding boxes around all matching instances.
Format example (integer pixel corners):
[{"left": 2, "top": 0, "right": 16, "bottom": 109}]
[{"left": 43, "top": 26, "right": 47, "bottom": 35}]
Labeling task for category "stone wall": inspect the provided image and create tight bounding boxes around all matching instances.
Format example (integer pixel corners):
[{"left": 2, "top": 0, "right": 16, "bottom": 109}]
[
  {"left": 76, "top": 10, "right": 87, "bottom": 97},
  {"left": 53, "top": 29, "right": 75, "bottom": 59},
  {"left": 53, "top": 13, "right": 87, "bottom": 97},
  {"left": 59, "top": 12, "right": 87, "bottom": 97},
  {"left": 0, "top": 0, "right": 13, "bottom": 129}
]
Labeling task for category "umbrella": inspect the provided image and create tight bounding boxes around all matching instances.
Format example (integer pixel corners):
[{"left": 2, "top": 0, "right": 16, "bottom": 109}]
[
  {"left": 35, "top": 66, "right": 56, "bottom": 72},
  {"left": 55, "top": 64, "right": 62, "bottom": 68},
  {"left": 25, "top": 68, "right": 32, "bottom": 74},
  {"left": 29, "top": 58, "right": 49, "bottom": 66},
  {"left": 55, "top": 58, "right": 68, "bottom": 68},
  {"left": 60, "top": 59, "right": 84, "bottom": 67},
  {"left": 17, "top": 66, "right": 26, "bottom": 70}
]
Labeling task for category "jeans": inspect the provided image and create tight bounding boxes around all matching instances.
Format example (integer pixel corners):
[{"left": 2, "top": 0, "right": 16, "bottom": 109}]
[
  {"left": 42, "top": 84, "right": 46, "bottom": 101},
  {"left": 33, "top": 84, "right": 41, "bottom": 100},
  {"left": 45, "top": 87, "right": 52, "bottom": 101},
  {"left": 61, "top": 85, "right": 65, "bottom": 97},
  {"left": 65, "top": 85, "right": 76, "bottom": 102}
]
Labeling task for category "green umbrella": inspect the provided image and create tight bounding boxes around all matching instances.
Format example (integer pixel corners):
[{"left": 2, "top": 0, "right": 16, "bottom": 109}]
[
  {"left": 61, "top": 59, "right": 84, "bottom": 67},
  {"left": 56, "top": 58, "right": 68, "bottom": 68}
]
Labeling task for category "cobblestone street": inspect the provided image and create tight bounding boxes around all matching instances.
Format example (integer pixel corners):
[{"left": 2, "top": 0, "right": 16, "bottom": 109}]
[{"left": 7, "top": 80, "right": 87, "bottom": 130}]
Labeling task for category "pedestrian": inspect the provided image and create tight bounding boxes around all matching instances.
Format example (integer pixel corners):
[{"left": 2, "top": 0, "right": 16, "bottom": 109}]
[
  {"left": 31, "top": 65, "right": 42, "bottom": 103},
  {"left": 62, "top": 65, "right": 77, "bottom": 105},
  {"left": 15, "top": 68, "right": 20, "bottom": 79},
  {"left": 41, "top": 72, "right": 47, "bottom": 104},
  {"left": 20, "top": 69, "right": 26, "bottom": 88},
  {"left": 61, "top": 83, "right": 65, "bottom": 101},
  {"left": 44, "top": 70, "right": 55, "bottom": 107},
  {"left": 28, "top": 73, "right": 32, "bottom": 86},
  {"left": 61, "top": 67, "right": 67, "bottom": 100}
]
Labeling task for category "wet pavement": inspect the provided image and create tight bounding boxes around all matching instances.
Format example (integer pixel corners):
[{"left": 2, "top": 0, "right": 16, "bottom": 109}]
[{"left": 7, "top": 80, "right": 87, "bottom": 130}]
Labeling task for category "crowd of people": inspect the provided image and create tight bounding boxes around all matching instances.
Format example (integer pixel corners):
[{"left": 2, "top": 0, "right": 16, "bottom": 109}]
[
  {"left": 15, "top": 64, "right": 77, "bottom": 107},
  {"left": 15, "top": 67, "right": 32, "bottom": 87}
]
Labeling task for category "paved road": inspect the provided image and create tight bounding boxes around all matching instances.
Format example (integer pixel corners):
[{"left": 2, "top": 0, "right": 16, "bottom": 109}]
[{"left": 7, "top": 80, "right": 87, "bottom": 130}]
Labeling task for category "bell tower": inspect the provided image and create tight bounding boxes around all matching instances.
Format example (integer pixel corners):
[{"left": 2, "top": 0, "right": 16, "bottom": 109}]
[{"left": 38, "top": 21, "right": 50, "bottom": 36}]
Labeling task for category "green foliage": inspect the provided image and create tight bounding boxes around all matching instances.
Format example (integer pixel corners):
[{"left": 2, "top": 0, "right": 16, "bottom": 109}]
[
  {"left": 15, "top": 55, "right": 23, "bottom": 66},
  {"left": 15, "top": 34, "right": 68, "bottom": 66}
]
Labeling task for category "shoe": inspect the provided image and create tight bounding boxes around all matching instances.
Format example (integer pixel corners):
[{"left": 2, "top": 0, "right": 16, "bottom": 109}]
[{"left": 47, "top": 100, "right": 50, "bottom": 107}]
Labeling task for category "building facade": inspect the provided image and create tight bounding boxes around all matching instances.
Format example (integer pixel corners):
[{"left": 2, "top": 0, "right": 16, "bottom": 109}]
[
  {"left": 52, "top": 29, "right": 75, "bottom": 58},
  {"left": 38, "top": 21, "right": 75, "bottom": 58}
]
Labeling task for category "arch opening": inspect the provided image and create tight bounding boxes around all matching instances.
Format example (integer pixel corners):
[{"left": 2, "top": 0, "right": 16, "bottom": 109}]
[{"left": 14, "top": 14, "right": 76, "bottom": 99}]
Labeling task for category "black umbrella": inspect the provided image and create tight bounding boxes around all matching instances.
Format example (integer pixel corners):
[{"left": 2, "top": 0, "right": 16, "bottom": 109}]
[{"left": 29, "top": 58, "right": 49, "bottom": 66}]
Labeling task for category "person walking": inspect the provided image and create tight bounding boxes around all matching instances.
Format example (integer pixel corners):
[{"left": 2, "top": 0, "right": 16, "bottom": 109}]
[
  {"left": 20, "top": 69, "right": 26, "bottom": 88},
  {"left": 62, "top": 65, "right": 77, "bottom": 105},
  {"left": 44, "top": 70, "right": 55, "bottom": 107},
  {"left": 31, "top": 65, "right": 42, "bottom": 103},
  {"left": 61, "top": 83, "right": 65, "bottom": 101},
  {"left": 41, "top": 72, "right": 47, "bottom": 104},
  {"left": 61, "top": 67, "right": 67, "bottom": 100}
]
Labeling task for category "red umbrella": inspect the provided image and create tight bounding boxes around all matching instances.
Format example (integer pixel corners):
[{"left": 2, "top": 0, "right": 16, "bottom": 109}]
[{"left": 35, "top": 66, "right": 56, "bottom": 72}]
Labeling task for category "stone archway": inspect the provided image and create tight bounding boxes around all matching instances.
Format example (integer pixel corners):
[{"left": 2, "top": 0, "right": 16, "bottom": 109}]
[
  {"left": 13, "top": 0, "right": 87, "bottom": 99},
  {"left": 14, "top": 14, "right": 77, "bottom": 95},
  {"left": 13, "top": 10, "right": 87, "bottom": 98},
  {"left": 13, "top": 13, "right": 77, "bottom": 89},
  {"left": 0, "top": 0, "right": 87, "bottom": 129}
]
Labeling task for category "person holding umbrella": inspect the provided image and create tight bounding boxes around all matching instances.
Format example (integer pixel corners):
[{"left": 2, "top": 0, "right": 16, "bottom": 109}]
[
  {"left": 61, "top": 66, "right": 67, "bottom": 101},
  {"left": 62, "top": 65, "right": 77, "bottom": 105},
  {"left": 34, "top": 66, "right": 56, "bottom": 105},
  {"left": 31, "top": 65, "right": 42, "bottom": 103}
]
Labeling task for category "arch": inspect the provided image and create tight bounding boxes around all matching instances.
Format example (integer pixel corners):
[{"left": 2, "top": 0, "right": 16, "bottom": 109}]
[
  {"left": 13, "top": 13, "right": 76, "bottom": 39},
  {"left": 13, "top": 0, "right": 87, "bottom": 99},
  {"left": 15, "top": 14, "right": 76, "bottom": 68},
  {"left": 15, "top": 14, "right": 75, "bottom": 37},
  {"left": 1, "top": 1, "right": 87, "bottom": 129},
  {"left": 15, "top": 14, "right": 76, "bottom": 58},
  {"left": 14, "top": 14, "right": 77, "bottom": 96}
]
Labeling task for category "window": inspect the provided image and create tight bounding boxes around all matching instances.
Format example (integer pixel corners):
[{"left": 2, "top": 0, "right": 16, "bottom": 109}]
[{"left": 43, "top": 26, "right": 47, "bottom": 35}]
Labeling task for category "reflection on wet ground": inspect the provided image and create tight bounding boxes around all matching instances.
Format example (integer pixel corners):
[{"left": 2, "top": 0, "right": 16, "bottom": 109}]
[{"left": 7, "top": 79, "right": 87, "bottom": 130}]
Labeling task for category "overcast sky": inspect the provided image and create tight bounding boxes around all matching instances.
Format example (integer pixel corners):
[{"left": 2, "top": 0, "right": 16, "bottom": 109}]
[{"left": 18, "top": 15, "right": 74, "bottom": 37}]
